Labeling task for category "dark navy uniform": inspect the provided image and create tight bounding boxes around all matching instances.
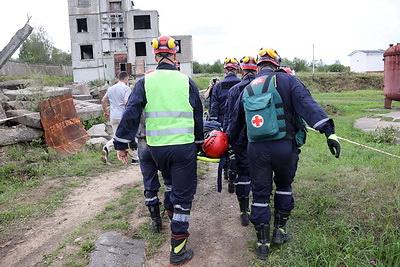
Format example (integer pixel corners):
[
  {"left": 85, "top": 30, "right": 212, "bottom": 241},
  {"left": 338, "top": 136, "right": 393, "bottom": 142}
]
[
  {"left": 225, "top": 74, "right": 255, "bottom": 197},
  {"left": 210, "top": 72, "right": 240, "bottom": 127},
  {"left": 228, "top": 68, "right": 335, "bottom": 227},
  {"left": 114, "top": 62, "right": 203, "bottom": 238}
]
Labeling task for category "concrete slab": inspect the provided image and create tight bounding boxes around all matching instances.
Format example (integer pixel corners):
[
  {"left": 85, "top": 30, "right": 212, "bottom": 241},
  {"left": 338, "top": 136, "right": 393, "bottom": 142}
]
[
  {"left": 89, "top": 231, "right": 145, "bottom": 267},
  {"left": 3, "top": 86, "right": 72, "bottom": 101},
  {"left": 354, "top": 110, "right": 400, "bottom": 142},
  {"left": 0, "top": 125, "right": 43, "bottom": 146},
  {"left": 74, "top": 99, "right": 103, "bottom": 121},
  {"left": 5, "top": 110, "right": 42, "bottom": 129}
]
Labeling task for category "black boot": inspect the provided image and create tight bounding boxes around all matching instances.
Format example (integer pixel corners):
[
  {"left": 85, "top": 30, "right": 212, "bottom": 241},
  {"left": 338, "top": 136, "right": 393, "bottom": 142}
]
[
  {"left": 148, "top": 204, "right": 162, "bottom": 233},
  {"left": 228, "top": 170, "right": 237, "bottom": 193},
  {"left": 169, "top": 236, "right": 194, "bottom": 267},
  {"left": 272, "top": 211, "right": 290, "bottom": 244},
  {"left": 238, "top": 197, "right": 250, "bottom": 226},
  {"left": 254, "top": 224, "right": 270, "bottom": 260}
]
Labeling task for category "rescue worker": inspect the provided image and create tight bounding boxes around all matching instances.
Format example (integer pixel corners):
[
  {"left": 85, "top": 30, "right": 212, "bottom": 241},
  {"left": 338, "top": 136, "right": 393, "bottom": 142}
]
[
  {"left": 209, "top": 57, "right": 241, "bottom": 128},
  {"left": 227, "top": 47, "right": 341, "bottom": 260},
  {"left": 113, "top": 36, "right": 204, "bottom": 266},
  {"left": 209, "top": 57, "right": 241, "bottom": 193},
  {"left": 224, "top": 56, "right": 257, "bottom": 226}
]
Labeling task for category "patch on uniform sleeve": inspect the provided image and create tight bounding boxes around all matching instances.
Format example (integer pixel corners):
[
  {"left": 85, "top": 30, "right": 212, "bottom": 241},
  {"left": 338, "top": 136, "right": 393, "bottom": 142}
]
[{"left": 251, "top": 76, "right": 265, "bottom": 86}]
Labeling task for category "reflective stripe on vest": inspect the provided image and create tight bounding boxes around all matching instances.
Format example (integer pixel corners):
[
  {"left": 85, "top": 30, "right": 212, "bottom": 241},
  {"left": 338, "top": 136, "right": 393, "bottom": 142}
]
[{"left": 144, "top": 70, "right": 194, "bottom": 146}]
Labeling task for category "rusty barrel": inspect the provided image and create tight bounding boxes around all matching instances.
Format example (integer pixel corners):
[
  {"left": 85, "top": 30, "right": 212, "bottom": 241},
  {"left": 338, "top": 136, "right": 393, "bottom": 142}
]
[{"left": 383, "top": 43, "right": 400, "bottom": 109}]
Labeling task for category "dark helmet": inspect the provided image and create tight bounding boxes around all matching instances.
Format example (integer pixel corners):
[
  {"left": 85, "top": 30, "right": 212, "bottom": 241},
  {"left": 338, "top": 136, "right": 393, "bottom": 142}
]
[{"left": 202, "top": 130, "right": 228, "bottom": 158}]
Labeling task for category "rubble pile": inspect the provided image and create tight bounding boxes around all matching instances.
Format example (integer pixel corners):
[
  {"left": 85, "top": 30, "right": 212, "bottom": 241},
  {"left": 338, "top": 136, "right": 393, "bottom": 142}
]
[{"left": 0, "top": 80, "right": 110, "bottom": 149}]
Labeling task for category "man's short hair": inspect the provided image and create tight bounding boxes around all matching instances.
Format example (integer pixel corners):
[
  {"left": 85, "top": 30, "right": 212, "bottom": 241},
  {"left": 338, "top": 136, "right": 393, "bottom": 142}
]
[
  {"left": 156, "top": 52, "right": 174, "bottom": 58},
  {"left": 118, "top": 71, "right": 128, "bottom": 80},
  {"left": 225, "top": 67, "right": 237, "bottom": 72},
  {"left": 258, "top": 61, "right": 278, "bottom": 69}
]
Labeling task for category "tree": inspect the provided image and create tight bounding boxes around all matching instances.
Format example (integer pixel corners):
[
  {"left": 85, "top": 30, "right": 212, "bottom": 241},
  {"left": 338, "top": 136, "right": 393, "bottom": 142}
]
[
  {"left": 18, "top": 26, "right": 71, "bottom": 65},
  {"left": 51, "top": 47, "right": 72, "bottom": 65},
  {"left": 292, "top": 57, "right": 310, "bottom": 72},
  {"left": 327, "top": 63, "right": 347, "bottom": 72},
  {"left": 18, "top": 26, "right": 53, "bottom": 64},
  {"left": 193, "top": 61, "right": 204, "bottom": 73}
]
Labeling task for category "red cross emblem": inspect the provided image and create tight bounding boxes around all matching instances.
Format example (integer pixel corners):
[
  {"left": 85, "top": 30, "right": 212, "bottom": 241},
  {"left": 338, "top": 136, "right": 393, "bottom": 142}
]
[{"left": 251, "top": 115, "right": 264, "bottom": 128}]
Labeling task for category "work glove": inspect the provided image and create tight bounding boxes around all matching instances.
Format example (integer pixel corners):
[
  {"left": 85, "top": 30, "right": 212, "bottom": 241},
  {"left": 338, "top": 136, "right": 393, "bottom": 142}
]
[
  {"left": 196, "top": 142, "right": 204, "bottom": 153},
  {"left": 327, "top": 134, "right": 341, "bottom": 158},
  {"left": 129, "top": 140, "right": 138, "bottom": 150}
]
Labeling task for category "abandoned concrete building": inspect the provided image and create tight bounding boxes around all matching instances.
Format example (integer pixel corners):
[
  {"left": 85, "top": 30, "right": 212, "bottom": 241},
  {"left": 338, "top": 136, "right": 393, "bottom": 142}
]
[{"left": 67, "top": 0, "right": 193, "bottom": 83}]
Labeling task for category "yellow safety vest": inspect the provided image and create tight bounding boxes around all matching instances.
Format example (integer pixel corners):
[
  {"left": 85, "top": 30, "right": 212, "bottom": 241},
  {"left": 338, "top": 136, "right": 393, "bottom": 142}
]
[{"left": 144, "top": 69, "right": 194, "bottom": 146}]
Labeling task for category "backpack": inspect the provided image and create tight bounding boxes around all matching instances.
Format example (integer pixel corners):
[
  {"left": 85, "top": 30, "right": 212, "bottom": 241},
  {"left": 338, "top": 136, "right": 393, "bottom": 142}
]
[{"left": 242, "top": 72, "right": 307, "bottom": 146}]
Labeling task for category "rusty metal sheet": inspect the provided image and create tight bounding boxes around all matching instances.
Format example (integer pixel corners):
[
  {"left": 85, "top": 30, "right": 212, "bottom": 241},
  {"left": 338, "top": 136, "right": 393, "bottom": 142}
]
[{"left": 39, "top": 93, "right": 89, "bottom": 155}]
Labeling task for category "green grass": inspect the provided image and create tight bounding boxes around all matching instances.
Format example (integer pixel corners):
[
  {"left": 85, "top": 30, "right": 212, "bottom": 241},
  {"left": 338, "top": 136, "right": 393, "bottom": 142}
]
[
  {"left": 0, "top": 74, "right": 72, "bottom": 87},
  {"left": 1, "top": 74, "right": 399, "bottom": 266},
  {"left": 36, "top": 186, "right": 153, "bottom": 266},
  {"left": 248, "top": 89, "right": 400, "bottom": 266},
  {"left": 0, "top": 143, "right": 126, "bottom": 240}
]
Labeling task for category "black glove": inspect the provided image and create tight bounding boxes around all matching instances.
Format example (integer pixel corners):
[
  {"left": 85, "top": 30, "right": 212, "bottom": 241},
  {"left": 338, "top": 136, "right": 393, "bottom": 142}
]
[
  {"left": 129, "top": 140, "right": 138, "bottom": 150},
  {"left": 196, "top": 142, "right": 203, "bottom": 153},
  {"left": 327, "top": 134, "right": 341, "bottom": 158}
]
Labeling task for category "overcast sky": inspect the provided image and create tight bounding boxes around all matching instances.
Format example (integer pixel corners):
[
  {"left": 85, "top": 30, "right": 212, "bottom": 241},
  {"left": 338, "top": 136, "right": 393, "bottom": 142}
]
[{"left": 1, "top": 0, "right": 399, "bottom": 66}]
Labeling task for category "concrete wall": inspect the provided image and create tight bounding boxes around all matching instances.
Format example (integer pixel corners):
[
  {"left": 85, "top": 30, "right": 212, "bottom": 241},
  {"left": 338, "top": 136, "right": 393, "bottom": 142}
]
[{"left": 0, "top": 61, "right": 72, "bottom": 77}]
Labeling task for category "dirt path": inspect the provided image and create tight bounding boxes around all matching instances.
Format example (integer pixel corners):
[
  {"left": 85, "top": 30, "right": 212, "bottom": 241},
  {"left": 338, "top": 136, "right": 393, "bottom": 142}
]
[
  {"left": 0, "top": 162, "right": 255, "bottom": 267},
  {"left": 146, "top": 162, "right": 254, "bottom": 267},
  {"left": 0, "top": 166, "right": 142, "bottom": 267}
]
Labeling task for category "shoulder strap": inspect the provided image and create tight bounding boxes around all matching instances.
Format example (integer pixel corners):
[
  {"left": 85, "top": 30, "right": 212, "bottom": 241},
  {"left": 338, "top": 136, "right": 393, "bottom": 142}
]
[
  {"left": 245, "top": 72, "right": 276, "bottom": 97},
  {"left": 261, "top": 72, "right": 277, "bottom": 94},
  {"left": 245, "top": 83, "right": 254, "bottom": 96}
]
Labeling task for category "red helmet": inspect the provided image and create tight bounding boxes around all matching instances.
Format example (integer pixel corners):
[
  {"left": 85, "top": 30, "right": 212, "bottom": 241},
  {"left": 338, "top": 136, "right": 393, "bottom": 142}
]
[
  {"left": 223, "top": 57, "right": 240, "bottom": 70},
  {"left": 255, "top": 47, "right": 281, "bottom": 66},
  {"left": 240, "top": 56, "right": 257, "bottom": 70},
  {"left": 151, "top": 36, "right": 178, "bottom": 54},
  {"left": 202, "top": 130, "right": 228, "bottom": 158}
]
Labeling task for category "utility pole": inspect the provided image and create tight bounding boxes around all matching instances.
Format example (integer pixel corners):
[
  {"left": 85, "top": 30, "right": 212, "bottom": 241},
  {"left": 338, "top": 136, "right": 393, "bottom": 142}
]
[{"left": 312, "top": 43, "right": 315, "bottom": 73}]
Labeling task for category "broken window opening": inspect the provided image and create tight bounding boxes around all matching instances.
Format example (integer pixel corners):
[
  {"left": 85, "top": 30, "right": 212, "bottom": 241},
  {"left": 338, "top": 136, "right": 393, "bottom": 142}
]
[
  {"left": 110, "top": 1, "right": 122, "bottom": 12},
  {"left": 134, "top": 15, "right": 151, "bottom": 30},
  {"left": 135, "top": 42, "right": 146, "bottom": 57},
  {"left": 77, "top": 18, "right": 88, "bottom": 33},
  {"left": 120, "top": 63, "right": 126, "bottom": 72},
  {"left": 80, "top": 45, "right": 94, "bottom": 60},
  {"left": 78, "top": 0, "right": 90, "bottom": 7}
]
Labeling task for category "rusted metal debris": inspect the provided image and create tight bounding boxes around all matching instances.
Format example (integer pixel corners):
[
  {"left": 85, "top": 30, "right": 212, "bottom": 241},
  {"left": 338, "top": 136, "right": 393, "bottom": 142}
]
[{"left": 39, "top": 93, "right": 89, "bottom": 155}]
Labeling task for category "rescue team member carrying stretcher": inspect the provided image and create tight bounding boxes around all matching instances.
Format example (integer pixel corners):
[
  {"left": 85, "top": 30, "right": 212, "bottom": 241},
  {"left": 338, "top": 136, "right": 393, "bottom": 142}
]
[
  {"left": 227, "top": 47, "right": 341, "bottom": 260},
  {"left": 210, "top": 57, "right": 241, "bottom": 194},
  {"left": 113, "top": 36, "right": 204, "bottom": 267},
  {"left": 223, "top": 56, "right": 257, "bottom": 226}
]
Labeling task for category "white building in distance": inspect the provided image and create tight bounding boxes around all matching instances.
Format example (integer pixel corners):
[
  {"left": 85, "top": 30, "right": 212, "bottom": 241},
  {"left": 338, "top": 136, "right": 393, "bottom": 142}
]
[
  {"left": 67, "top": 0, "right": 193, "bottom": 83},
  {"left": 348, "top": 50, "right": 384, "bottom": 73}
]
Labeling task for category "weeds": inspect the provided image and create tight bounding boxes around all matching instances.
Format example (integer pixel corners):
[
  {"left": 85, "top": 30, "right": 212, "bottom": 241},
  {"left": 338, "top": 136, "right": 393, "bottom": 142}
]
[{"left": 368, "top": 125, "right": 399, "bottom": 144}]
